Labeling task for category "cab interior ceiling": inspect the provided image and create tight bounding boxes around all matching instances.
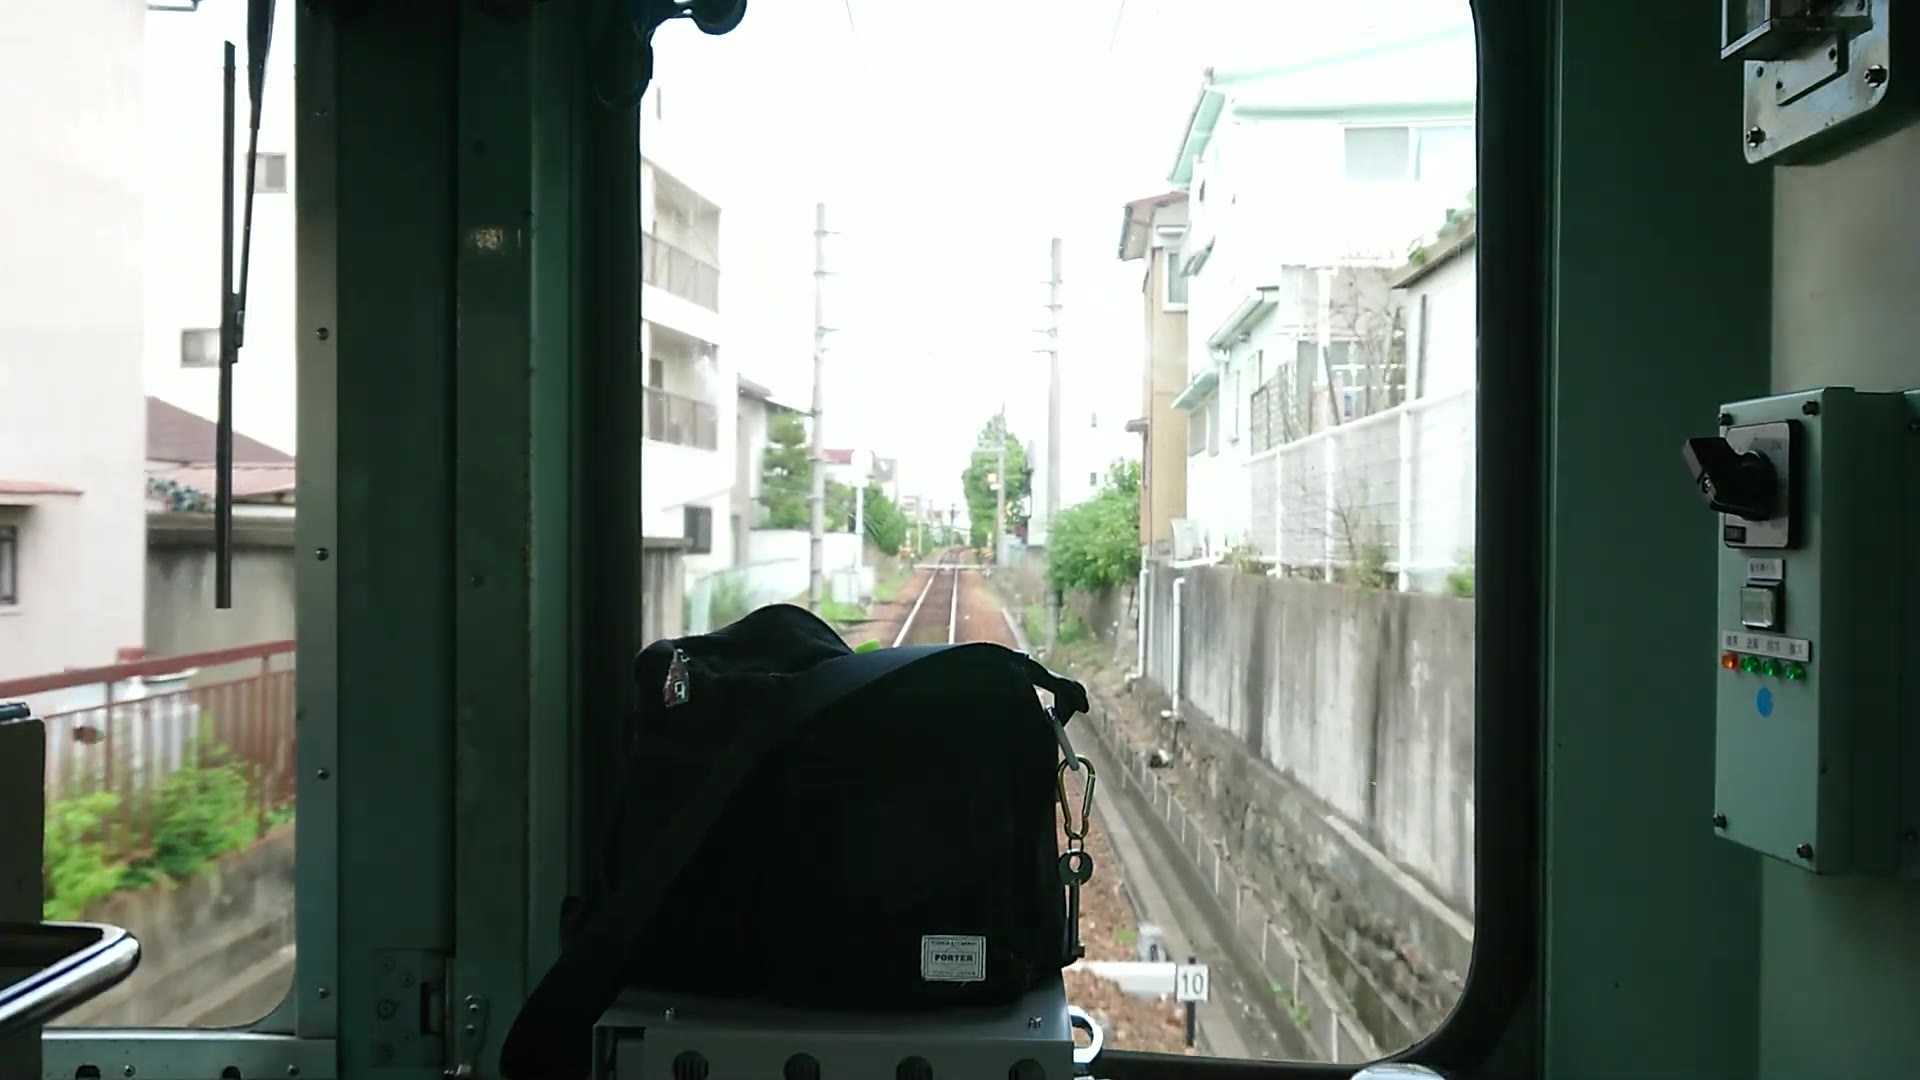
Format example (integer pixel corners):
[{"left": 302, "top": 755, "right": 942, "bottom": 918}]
[{"left": 20, "top": 0, "right": 1920, "bottom": 1079}]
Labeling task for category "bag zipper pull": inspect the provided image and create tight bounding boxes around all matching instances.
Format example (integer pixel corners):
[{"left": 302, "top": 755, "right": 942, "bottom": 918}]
[{"left": 663, "top": 648, "right": 691, "bottom": 707}]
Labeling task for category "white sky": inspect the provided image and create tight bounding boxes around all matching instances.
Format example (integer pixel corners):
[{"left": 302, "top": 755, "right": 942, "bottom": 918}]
[{"left": 650, "top": 0, "right": 1474, "bottom": 512}]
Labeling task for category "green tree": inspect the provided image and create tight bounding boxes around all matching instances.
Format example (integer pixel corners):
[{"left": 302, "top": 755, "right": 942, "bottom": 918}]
[
  {"left": 826, "top": 479, "right": 856, "bottom": 530},
  {"left": 759, "top": 412, "right": 857, "bottom": 535},
  {"left": 859, "top": 482, "right": 908, "bottom": 556},
  {"left": 758, "top": 411, "right": 813, "bottom": 528},
  {"left": 961, "top": 414, "right": 1031, "bottom": 549},
  {"left": 1047, "top": 459, "right": 1142, "bottom": 593}
]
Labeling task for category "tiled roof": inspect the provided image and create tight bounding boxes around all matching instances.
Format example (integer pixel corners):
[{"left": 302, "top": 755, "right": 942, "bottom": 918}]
[
  {"left": 0, "top": 479, "right": 82, "bottom": 496},
  {"left": 147, "top": 396, "right": 293, "bottom": 465}
]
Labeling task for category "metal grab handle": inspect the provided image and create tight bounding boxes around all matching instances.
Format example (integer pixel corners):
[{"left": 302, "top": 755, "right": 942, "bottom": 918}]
[
  {"left": 0, "top": 922, "right": 142, "bottom": 1037},
  {"left": 1068, "top": 1004, "right": 1104, "bottom": 1074}
]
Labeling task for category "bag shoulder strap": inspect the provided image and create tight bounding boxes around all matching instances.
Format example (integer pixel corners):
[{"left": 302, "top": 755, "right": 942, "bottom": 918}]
[{"left": 500, "top": 641, "right": 986, "bottom": 1079}]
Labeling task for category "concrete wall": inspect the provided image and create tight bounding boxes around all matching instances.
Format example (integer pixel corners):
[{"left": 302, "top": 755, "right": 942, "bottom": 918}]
[
  {"left": 744, "top": 528, "right": 863, "bottom": 583},
  {"left": 1113, "top": 561, "right": 1474, "bottom": 1049},
  {"left": 1143, "top": 563, "right": 1474, "bottom": 912},
  {"left": 0, "top": 0, "right": 149, "bottom": 684},
  {"left": 683, "top": 529, "right": 869, "bottom": 631},
  {"left": 58, "top": 824, "right": 296, "bottom": 1029},
  {"left": 145, "top": 514, "right": 297, "bottom": 660}
]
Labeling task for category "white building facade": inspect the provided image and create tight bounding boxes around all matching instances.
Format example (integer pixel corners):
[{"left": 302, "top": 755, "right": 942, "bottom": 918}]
[
  {"left": 639, "top": 72, "right": 737, "bottom": 583},
  {"left": 1164, "top": 25, "right": 1477, "bottom": 576},
  {"left": 0, "top": 0, "right": 150, "bottom": 682}
]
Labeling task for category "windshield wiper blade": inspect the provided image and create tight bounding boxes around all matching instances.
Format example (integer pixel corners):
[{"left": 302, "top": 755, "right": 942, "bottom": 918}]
[{"left": 215, "top": 0, "right": 276, "bottom": 611}]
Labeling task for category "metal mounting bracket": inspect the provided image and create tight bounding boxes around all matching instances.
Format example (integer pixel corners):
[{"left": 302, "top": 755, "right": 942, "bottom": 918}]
[{"left": 1735, "top": 0, "right": 1917, "bottom": 165}]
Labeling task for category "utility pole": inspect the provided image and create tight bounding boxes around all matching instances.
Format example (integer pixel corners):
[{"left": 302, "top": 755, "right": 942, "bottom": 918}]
[
  {"left": 1044, "top": 239, "right": 1063, "bottom": 646},
  {"left": 808, "top": 202, "right": 828, "bottom": 612},
  {"left": 1045, "top": 237, "right": 1063, "bottom": 531}
]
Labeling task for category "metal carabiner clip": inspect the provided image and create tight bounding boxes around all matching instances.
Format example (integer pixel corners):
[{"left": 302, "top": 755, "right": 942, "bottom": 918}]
[
  {"left": 1068, "top": 1004, "right": 1105, "bottom": 1074},
  {"left": 1048, "top": 704, "right": 1080, "bottom": 771},
  {"left": 1054, "top": 756, "right": 1097, "bottom": 842}
]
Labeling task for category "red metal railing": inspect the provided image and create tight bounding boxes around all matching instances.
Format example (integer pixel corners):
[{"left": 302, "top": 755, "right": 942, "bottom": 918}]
[{"left": 0, "top": 640, "right": 297, "bottom": 860}]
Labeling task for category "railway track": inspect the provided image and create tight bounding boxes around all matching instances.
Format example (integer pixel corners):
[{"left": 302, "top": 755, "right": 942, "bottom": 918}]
[{"left": 892, "top": 547, "right": 962, "bottom": 646}]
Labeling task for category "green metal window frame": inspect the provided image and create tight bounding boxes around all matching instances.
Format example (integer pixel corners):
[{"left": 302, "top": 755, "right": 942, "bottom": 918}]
[{"left": 39, "top": 1, "right": 1558, "bottom": 1077}]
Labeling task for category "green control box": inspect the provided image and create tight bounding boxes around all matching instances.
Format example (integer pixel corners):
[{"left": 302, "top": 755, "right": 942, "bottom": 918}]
[{"left": 1686, "top": 387, "right": 1918, "bottom": 876}]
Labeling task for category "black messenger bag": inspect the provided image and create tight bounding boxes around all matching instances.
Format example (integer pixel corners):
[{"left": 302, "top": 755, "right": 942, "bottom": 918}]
[{"left": 499, "top": 603, "right": 1092, "bottom": 1080}]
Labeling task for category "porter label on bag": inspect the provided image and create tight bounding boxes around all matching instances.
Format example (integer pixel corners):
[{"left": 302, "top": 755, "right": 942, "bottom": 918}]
[{"left": 919, "top": 935, "right": 987, "bottom": 982}]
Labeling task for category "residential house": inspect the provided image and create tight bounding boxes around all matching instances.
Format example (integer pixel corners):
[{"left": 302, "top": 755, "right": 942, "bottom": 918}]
[
  {"left": 1388, "top": 212, "right": 1477, "bottom": 590},
  {"left": 144, "top": 397, "right": 298, "bottom": 659},
  {"left": 1396, "top": 212, "right": 1477, "bottom": 402},
  {"left": 0, "top": 0, "right": 148, "bottom": 683},
  {"left": 1064, "top": 410, "right": 1122, "bottom": 510},
  {"left": 1163, "top": 25, "right": 1476, "bottom": 564},
  {"left": 142, "top": 0, "right": 301, "bottom": 455},
  {"left": 822, "top": 448, "right": 866, "bottom": 491},
  {"left": 1115, "top": 192, "right": 1191, "bottom": 556},
  {"left": 734, "top": 377, "right": 803, "bottom": 550},
  {"left": 640, "top": 73, "right": 735, "bottom": 583},
  {"left": 1059, "top": 352, "right": 1144, "bottom": 513}
]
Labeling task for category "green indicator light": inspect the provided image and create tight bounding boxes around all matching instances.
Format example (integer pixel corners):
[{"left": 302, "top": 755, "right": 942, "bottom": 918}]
[
  {"left": 1784, "top": 662, "right": 1807, "bottom": 681},
  {"left": 1741, "top": 655, "right": 1761, "bottom": 673},
  {"left": 1762, "top": 659, "right": 1782, "bottom": 678}
]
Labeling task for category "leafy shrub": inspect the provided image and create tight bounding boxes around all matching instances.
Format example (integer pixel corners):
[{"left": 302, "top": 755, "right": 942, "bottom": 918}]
[
  {"left": 42, "top": 742, "right": 265, "bottom": 919},
  {"left": 43, "top": 792, "right": 127, "bottom": 920},
  {"left": 1446, "top": 553, "right": 1475, "bottom": 598},
  {"left": 1047, "top": 461, "right": 1141, "bottom": 594},
  {"left": 146, "top": 750, "right": 257, "bottom": 881}
]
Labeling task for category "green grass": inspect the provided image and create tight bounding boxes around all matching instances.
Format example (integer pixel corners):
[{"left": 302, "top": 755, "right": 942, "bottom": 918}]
[
  {"left": 873, "top": 566, "right": 913, "bottom": 604},
  {"left": 1022, "top": 602, "right": 1092, "bottom": 650},
  {"left": 819, "top": 599, "right": 865, "bottom": 628}
]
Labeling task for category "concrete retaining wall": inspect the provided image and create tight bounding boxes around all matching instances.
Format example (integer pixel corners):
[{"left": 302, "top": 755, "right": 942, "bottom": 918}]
[
  {"left": 1035, "top": 561, "right": 1478, "bottom": 1052},
  {"left": 56, "top": 824, "right": 296, "bottom": 1028},
  {"left": 1143, "top": 563, "right": 1474, "bottom": 913}
]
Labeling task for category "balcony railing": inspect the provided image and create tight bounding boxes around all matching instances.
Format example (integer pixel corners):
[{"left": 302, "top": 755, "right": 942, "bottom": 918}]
[
  {"left": 641, "top": 231, "right": 719, "bottom": 312},
  {"left": 0, "top": 640, "right": 297, "bottom": 864},
  {"left": 643, "top": 384, "right": 719, "bottom": 450}
]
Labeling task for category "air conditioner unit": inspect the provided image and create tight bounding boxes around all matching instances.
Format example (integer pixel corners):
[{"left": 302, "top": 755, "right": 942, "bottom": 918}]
[{"left": 1169, "top": 519, "right": 1205, "bottom": 561}]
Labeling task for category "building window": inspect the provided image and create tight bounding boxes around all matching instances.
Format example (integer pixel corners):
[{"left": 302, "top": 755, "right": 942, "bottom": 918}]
[
  {"left": 0, "top": 525, "right": 16, "bottom": 606},
  {"left": 1344, "top": 125, "right": 1412, "bottom": 182},
  {"left": 1186, "top": 403, "right": 1208, "bottom": 456},
  {"left": 180, "top": 328, "right": 220, "bottom": 368},
  {"left": 1415, "top": 124, "right": 1475, "bottom": 188},
  {"left": 684, "top": 505, "right": 713, "bottom": 555},
  {"left": 1345, "top": 123, "right": 1475, "bottom": 187},
  {"left": 254, "top": 152, "right": 289, "bottom": 194},
  {"left": 1163, "top": 248, "right": 1190, "bottom": 309}
]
